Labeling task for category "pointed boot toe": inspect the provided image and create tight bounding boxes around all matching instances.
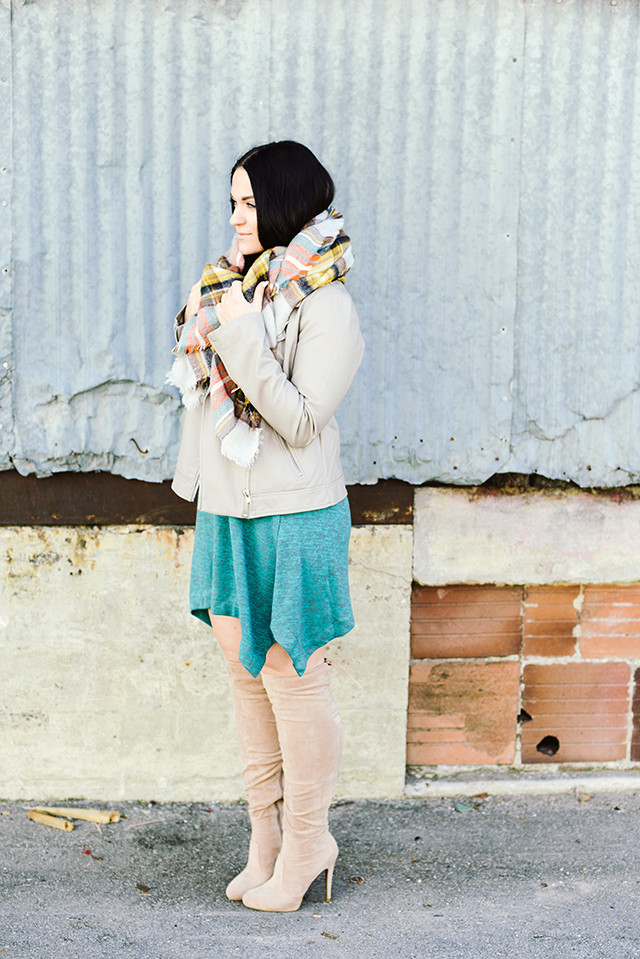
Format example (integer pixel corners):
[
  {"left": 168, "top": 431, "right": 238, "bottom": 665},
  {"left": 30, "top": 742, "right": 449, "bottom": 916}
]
[{"left": 225, "top": 827, "right": 281, "bottom": 900}]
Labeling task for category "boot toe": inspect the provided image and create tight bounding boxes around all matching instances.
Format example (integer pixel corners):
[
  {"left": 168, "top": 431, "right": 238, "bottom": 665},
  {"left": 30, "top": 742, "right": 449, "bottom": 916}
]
[{"left": 242, "top": 880, "right": 301, "bottom": 913}]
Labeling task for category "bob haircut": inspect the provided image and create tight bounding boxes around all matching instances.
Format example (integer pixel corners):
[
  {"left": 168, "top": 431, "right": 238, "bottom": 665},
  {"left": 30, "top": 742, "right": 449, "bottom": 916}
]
[{"left": 231, "top": 141, "right": 335, "bottom": 250}]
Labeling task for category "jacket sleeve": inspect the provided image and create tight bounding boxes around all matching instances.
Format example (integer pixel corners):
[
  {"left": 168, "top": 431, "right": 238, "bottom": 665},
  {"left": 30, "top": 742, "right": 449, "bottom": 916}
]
[{"left": 209, "top": 284, "right": 364, "bottom": 448}]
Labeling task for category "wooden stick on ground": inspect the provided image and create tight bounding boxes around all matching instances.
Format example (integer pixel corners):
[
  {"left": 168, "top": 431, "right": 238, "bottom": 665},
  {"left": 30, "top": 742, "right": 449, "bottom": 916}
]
[
  {"left": 30, "top": 807, "right": 121, "bottom": 825},
  {"left": 27, "top": 811, "right": 75, "bottom": 832}
]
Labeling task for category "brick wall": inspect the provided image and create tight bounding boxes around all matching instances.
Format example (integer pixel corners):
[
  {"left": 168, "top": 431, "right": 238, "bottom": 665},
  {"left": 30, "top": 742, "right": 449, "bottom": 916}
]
[{"left": 408, "top": 584, "right": 640, "bottom": 767}]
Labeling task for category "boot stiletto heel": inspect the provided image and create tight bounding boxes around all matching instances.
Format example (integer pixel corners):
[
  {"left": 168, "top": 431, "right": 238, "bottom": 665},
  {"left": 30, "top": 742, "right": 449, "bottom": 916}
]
[{"left": 325, "top": 860, "right": 334, "bottom": 902}]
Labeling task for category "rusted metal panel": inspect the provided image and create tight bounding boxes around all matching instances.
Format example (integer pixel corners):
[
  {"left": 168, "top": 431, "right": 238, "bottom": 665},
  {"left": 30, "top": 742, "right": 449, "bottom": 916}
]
[
  {"left": 0, "top": 470, "right": 197, "bottom": 527},
  {"left": 349, "top": 479, "right": 413, "bottom": 526},
  {"left": 0, "top": 470, "right": 413, "bottom": 526}
]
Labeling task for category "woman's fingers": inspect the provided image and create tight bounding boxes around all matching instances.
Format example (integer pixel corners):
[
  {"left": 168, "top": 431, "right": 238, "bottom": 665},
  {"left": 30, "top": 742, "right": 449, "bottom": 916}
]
[
  {"left": 217, "top": 280, "right": 267, "bottom": 325},
  {"left": 188, "top": 276, "right": 265, "bottom": 323},
  {"left": 228, "top": 280, "right": 244, "bottom": 300},
  {"left": 224, "top": 279, "right": 266, "bottom": 306},
  {"left": 251, "top": 280, "right": 268, "bottom": 308}
]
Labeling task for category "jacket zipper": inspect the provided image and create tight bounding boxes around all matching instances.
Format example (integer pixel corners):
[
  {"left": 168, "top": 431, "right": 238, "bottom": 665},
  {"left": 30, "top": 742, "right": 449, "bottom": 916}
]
[
  {"left": 241, "top": 469, "right": 252, "bottom": 517},
  {"left": 278, "top": 434, "right": 303, "bottom": 477}
]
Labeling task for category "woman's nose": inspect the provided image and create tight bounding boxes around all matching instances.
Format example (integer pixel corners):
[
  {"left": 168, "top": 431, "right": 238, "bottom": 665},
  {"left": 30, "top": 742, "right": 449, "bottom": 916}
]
[{"left": 230, "top": 206, "right": 243, "bottom": 226}]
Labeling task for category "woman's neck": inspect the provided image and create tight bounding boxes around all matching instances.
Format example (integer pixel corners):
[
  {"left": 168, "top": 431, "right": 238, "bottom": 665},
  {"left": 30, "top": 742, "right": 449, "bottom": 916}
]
[{"left": 241, "top": 253, "right": 259, "bottom": 275}]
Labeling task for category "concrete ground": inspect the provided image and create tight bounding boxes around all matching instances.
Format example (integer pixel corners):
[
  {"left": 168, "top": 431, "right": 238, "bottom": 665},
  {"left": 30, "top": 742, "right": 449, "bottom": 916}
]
[{"left": 1, "top": 792, "right": 639, "bottom": 959}]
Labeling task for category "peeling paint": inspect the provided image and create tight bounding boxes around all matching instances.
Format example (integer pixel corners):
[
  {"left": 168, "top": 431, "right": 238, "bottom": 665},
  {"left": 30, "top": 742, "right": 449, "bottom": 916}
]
[{"left": 28, "top": 551, "right": 60, "bottom": 565}]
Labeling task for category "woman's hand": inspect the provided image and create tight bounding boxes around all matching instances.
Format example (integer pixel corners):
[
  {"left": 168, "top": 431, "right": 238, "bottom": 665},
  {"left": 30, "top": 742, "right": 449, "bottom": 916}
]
[
  {"left": 216, "top": 281, "right": 267, "bottom": 326},
  {"left": 185, "top": 281, "right": 201, "bottom": 319}
]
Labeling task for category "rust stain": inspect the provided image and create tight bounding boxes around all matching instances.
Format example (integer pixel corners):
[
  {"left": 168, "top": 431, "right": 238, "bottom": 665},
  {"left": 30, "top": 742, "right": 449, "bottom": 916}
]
[
  {"left": 0, "top": 471, "right": 414, "bottom": 526},
  {"left": 154, "top": 526, "right": 190, "bottom": 571}
]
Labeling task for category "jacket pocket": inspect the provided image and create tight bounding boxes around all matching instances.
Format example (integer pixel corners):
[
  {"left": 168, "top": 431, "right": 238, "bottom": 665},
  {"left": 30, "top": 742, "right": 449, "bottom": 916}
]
[{"left": 275, "top": 432, "right": 304, "bottom": 477}]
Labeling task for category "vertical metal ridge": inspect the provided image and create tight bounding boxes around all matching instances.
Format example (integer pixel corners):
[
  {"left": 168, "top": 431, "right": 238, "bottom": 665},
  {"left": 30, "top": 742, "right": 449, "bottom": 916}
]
[
  {"left": 510, "top": 0, "right": 640, "bottom": 487},
  {"left": 0, "top": 0, "right": 13, "bottom": 468}
]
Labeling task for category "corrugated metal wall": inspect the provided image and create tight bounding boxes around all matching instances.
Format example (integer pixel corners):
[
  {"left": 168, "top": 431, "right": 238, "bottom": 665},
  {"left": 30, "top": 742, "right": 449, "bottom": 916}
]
[
  {"left": 511, "top": 0, "right": 640, "bottom": 487},
  {"left": 2, "top": 0, "right": 639, "bottom": 487}
]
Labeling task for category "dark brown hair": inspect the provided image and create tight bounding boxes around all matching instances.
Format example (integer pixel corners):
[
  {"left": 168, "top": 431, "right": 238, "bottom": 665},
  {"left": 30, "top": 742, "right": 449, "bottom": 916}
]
[{"left": 231, "top": 141, "right": 335, "bottom": 250}]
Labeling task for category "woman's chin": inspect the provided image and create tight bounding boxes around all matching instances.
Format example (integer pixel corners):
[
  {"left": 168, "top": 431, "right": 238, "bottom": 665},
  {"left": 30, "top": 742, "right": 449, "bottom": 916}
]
[{"left": 237, "top": 238, "right": 263, "bottom": 256}]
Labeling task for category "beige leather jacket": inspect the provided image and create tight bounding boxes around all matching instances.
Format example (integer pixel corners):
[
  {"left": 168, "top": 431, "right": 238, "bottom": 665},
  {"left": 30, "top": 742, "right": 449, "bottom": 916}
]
[{"left": 171, "top": 282, "right": 364, "bottom": 519}]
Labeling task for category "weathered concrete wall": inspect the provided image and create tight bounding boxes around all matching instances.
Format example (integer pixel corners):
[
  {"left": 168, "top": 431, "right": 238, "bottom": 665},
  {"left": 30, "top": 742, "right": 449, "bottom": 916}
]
[
  {"left": 0, "top": 525, "right": 412, "bottom": 801},
  {"left": 414, "top": 487, "right": 640, "bottom": 586}
]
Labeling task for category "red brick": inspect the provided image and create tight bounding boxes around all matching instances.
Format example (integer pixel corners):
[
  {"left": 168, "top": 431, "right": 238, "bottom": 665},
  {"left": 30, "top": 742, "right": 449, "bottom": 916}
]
[
  {"left": 580, "top": 586, "right": 640, "bottom": 658},
  {"left": 525, "top": 621, "right": 576, "bottom": 634},
  {"left": 522, "top": 586, "right": 579, "bottom": 657},
  {"left": 632, "top": 669, "right": 640, "bottom": 763},
  {"left": 407, "top": 661, "right": 519, "bottom": 765},
  {"left": 412, "top": 585, "right": 522, "bottom": 606},
  {"left": 407, "top": 728, "right": 466, "bottom": 745},
  {"left": 524, "top": 586, "right": 580, "bottom": 616},
  {"left": 411, "top": 585, "right": 522, "bottom": 658},
  {"left": 413, "top": 600, "right": 520, "bottom": 622},
  {"left": 583, "top": 586, "right": 640, "bottom": 604},
  {"left": 523, "top": 744, "right": 627, "bottom": 763},
  {"left": 407, "top": 711, "right": 463, "bottom": 730},
  {"left": 521, "top": 662, "right": 631, "bottom": 764},
  {"left": 522, "top": 725, "right": 627, "bottom": 745},
  {"left": 415, "top": 619, "right": 519, "bottom": 636},
  {"left": 518, "top": 696, "right": 628, "bottom": 715},
  {"left": 582, "top": 604, "right": 640, "bottom": 622},
  {"left": 409, "top": 743, "right": 506, "bottom": 765},
  {"left": 581, "top": 635, "right": 640, "bottom": 658},
  {"left": 581, "top": 620, "right": 640, "bottom": 637},
  {"left": 523, "top": 662, "right": 630, "bottom": 685}
]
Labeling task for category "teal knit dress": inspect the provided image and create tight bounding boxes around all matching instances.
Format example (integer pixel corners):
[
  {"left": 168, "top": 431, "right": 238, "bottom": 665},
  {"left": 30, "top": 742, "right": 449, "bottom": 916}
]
[{"left": 189, "top": 497, "right": 354, "bottom": 677}]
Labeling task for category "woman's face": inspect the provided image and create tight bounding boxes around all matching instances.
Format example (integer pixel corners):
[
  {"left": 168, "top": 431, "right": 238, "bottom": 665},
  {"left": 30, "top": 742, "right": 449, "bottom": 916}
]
[{"left": 229, "top": 167, "right": 263, "bottom": 255}]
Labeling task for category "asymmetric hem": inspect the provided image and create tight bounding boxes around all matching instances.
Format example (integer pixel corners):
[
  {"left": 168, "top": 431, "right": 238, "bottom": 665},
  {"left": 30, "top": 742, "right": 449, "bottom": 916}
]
[{"left": 189, "top": 497, "right": 354, "bottom": 677}]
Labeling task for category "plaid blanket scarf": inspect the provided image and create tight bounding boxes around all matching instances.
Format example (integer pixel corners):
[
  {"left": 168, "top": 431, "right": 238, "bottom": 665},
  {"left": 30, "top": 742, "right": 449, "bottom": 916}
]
[{"left": 167, "top": 207, "right": 353, "bottom": 468}]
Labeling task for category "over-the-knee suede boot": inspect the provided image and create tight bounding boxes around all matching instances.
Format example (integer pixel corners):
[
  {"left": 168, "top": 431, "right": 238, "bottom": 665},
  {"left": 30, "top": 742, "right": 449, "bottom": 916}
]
[
  {"left": 224, "top": 660, "right": 283, "bottom": 901},
  {"left": 242, "top": 662, "right": 342, "bottom": 913}
]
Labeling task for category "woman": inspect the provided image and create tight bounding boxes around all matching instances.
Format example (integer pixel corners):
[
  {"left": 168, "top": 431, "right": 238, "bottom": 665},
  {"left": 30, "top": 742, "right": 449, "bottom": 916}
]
[{"left": 168, "top": 140, "right": 364, "bottom": 913}]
